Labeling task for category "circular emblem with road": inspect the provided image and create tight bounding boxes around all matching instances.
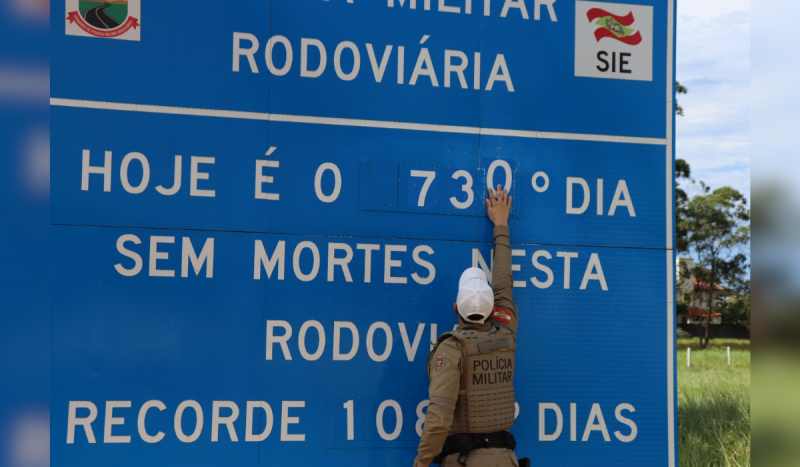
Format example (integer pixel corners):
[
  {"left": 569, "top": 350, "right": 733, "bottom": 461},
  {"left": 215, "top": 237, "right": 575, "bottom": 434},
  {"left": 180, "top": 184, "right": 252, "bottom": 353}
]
[
  {"left": 82, "top": 1, "right": 127, "bottom": 29},
  {"left": 65, "top": 0, "right": 141, "bottom": 41}
]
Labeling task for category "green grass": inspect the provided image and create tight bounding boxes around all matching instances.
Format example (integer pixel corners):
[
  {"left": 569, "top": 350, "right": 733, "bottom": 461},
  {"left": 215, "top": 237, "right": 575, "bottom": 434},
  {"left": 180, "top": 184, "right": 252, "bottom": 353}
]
[
  {"left": 678, "top": 338, "right": 750, "bottom": 466},
  {"left": 103, "top": 4, "right": 128, "bottom": 24}
]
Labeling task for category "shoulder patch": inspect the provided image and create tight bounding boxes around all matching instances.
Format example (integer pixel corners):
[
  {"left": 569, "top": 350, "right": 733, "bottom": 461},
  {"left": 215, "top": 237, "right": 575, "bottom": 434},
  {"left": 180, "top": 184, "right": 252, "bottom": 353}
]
[
  {"left": 491, "top": 308, "right": 511, "bottom": 324},
  {"left": 434, "top": 353, "right": 446, "bottom": 371}
]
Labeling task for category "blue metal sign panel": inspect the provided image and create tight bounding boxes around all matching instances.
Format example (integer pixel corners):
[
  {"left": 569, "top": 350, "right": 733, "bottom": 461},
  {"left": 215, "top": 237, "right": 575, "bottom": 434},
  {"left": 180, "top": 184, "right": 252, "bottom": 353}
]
[{"left": 51, "top": 0, "right": 677, "bottom": 465}]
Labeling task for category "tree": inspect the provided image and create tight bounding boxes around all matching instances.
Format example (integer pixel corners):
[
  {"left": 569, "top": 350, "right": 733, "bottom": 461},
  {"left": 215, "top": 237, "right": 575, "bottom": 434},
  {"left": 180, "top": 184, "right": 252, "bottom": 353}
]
[
  {"left": 716, "top": 281, "right": 750, "bottom": 329},
  {"left": 675, "top": 81, "right": 687, "bottom": 116},
  {"left": 675, "top": 158, "right": 692, "bottom": 253},
  {"left": 679, "top": 185, "right": 750, "bottom": 349},
  {"left": 674, "top": 81, "right": 691, "bottom": 252}
]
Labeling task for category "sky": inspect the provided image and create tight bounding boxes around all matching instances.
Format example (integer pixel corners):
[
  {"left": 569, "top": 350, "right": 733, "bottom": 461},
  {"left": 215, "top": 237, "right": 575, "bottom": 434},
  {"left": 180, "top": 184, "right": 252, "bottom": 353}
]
[
  {"left": 751, "top": 0, "right": 800, "bottom": 197},
  {"left": 675, "top": 0, "right": 750, "bottom": 201}
]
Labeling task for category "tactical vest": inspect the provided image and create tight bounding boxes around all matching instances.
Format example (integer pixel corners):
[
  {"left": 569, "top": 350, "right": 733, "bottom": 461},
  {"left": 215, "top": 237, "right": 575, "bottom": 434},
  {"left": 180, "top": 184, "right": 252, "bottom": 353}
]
[{"left": 431, "top": 324, "right": 516, "bottom": 433}]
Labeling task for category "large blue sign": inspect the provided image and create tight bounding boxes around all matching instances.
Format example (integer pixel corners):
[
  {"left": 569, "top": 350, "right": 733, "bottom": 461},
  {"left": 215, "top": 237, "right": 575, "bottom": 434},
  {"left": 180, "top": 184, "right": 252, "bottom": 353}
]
[{"left": 51, "top": 0, "right": 677, "bottom": 465}]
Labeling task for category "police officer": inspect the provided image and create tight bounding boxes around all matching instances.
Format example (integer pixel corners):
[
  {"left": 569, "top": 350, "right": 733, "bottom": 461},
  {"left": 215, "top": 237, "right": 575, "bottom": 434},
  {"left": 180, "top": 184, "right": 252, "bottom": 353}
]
[{"left": 413, "top": 185, "right": 526, "bottom": 467}]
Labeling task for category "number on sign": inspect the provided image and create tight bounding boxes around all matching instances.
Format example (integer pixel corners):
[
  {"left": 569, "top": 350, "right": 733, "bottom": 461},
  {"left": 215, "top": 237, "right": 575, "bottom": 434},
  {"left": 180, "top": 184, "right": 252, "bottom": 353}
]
[
  {"left": 343, "top": 400, "right": 355, "bottom": 441},
  {"left": 376, "top": 400, "right": 403, "bottom": 441},
  {"left": 416, "top": 400, "right": 428, "bottom": 437},
  {"left": 486, "top": 160, "right": 513, "bottom": 193},
  {"left": 410, "top": 170, "right": 436, "bottom": 207},
  {"left": 449, "top": 170, "right": 474, "bottom": 209}
]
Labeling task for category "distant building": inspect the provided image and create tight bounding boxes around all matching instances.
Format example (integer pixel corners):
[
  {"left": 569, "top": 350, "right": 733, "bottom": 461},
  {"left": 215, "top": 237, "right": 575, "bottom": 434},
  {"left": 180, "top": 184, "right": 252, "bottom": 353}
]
[{"left": 676, "top": 257, "right": 727, "bottom": 325}]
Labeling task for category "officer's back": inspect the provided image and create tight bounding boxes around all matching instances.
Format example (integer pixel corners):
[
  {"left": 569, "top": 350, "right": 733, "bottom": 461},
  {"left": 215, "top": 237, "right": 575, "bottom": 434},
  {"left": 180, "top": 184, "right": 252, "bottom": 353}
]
[{"left": 413, "top": 186, "right": 527, "bottom": 467}]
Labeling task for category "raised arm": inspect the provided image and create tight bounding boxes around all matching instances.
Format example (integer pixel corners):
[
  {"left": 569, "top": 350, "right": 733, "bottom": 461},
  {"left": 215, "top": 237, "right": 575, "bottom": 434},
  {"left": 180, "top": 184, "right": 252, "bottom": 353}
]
[{"left": 486, "top": 185, "right": 518, "bottom": 331}]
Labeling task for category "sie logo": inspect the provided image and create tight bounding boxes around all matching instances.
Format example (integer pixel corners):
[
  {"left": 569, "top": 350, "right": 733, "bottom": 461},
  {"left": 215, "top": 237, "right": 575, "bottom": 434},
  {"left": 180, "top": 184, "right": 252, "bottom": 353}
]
[
  {"left": 588, "top": 8, "right": 642, "bottom": 45},
  {"left": 65, "top": 0, "right": 141, "bottom": 41},
  {"left": 574, "top": 1, "right": 652, "bottom": 81}
]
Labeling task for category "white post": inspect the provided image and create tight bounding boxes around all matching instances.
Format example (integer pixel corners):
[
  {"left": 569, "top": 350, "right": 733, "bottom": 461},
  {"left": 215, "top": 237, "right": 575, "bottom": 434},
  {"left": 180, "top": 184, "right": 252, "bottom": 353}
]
[
  {"left": 727, "top": 346, "right": 731, "bottom": 366},
  {"left": 687, "top": 347, "right": 691, "bottom": 367}
]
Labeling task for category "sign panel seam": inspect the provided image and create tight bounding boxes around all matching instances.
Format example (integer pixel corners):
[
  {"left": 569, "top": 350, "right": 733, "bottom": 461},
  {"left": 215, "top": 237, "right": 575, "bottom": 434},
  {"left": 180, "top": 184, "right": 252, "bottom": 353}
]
[{"left": 50, "top": 97, "right": 668, "bottom": 146}]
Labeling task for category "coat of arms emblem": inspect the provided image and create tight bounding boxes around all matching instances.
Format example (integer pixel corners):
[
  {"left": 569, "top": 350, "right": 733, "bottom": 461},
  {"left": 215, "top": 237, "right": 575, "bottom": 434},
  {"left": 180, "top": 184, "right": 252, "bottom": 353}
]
[{"left": 65, "top": 0, "right": 140, "bottom": 41}]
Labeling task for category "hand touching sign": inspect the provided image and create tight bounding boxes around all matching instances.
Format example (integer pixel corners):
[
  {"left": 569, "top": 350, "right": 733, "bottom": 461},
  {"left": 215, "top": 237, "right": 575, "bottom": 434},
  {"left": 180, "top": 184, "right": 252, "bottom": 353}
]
[{"left": 486, "top": 184, "right": 512, "bottom": 226}]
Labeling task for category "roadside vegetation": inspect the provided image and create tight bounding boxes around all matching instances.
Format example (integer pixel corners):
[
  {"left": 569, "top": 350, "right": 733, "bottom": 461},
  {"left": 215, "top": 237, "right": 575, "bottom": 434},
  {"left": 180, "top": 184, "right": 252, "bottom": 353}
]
[{"left": 677, "top": 338, "right": 750, "bottom": 467}]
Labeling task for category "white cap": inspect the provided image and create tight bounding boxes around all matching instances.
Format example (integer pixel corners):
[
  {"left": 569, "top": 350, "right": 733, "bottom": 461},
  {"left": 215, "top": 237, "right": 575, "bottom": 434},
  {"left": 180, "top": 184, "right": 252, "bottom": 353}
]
[{"left": 456, "top": 267, "right": 494, "bottom": 323}]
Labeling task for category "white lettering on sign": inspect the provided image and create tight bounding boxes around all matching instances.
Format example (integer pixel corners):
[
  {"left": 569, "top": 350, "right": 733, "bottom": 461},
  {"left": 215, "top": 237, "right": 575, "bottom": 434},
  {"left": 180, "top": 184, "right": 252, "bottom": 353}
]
[
  {"left": 138, "top": 400, "right": 166, "bottom": 443},
  {"left": 449, "top": 170, "right": 474, "bottom": 209},
  {"left": 254, "top": 240, "right": 286, "bottom": 280},
  {"left": 114, "top": 235, "right": 143, "bottom": 277},
  {"left": 386, "top": 0, "right": 557, "bottom": 21},
  {"left": 328, "top": 243, "right": 354, "bottom": 282},
  {"left": 343, "top": 400, "right": 355, "bottom": 440},
  {"left": 580, "top": 253, "right": 608, "bottom": 291},
  {"left": 156, "top": 156, "right": 182, "bottom": 196},
  {"left": 233, "top": 34, "right": 515, "bottom": 92},
  {"left": 366, "top": 44, "right": 393, "bottom": 82},
  {"left": 531, "top": 251, "right": 553, "bottom": 288},
  {"left": 174, "top": 400, "right": 204, "bottom": 443},
  {"left": 115, "top": 235, "right": 214, "bottom": 278},
  {"left": 556, "top": 251, "right": 578, "bottom": 290},
  {"left": 376, "top": 400, "right": 403, "bottom": 441},
  {"left": 190, "top": 157, "right": 216, "bottom": 198},
  {"left": 104, "top": 401, "right": 132, "bottom": 444},
  {"left": 82, "top": 150, "right": 215, "bottom": 197},
  {"left": 266, "top": 320, "right": 439, "bottom": 362},
  {"left": 81, "top": 149, "right": 111, "bottom": 192},
  {"left": 298, "top": 321, "right": 326, "bottom": 361},
  {"left": 314, "top": 163, "right": 342, "bottom": 203},
  {"left": 474, "top": 248, "right": 609, "bottom": 291},
  {"left": 281, "top": 401, "right": 306, "bottom": 442},
  {"left": 333, "top": 321, "right": 360, "bottom": 361},
  {"left": 608, "top": 180, "right": 636, "bottom": 217},
  {"left": 411, "top": 245, "right": 436, "bottom": 284},
  {"left": 486, "top": 159, "right": 513, "bottom": 192},
  {"left": 266, "top": 320, "right": 293, "bottom": 361},
  {"left": 301, "top": 38, "right": 327, "bottom": 78},
  {"left": 582, "top": 403, "right": 610, "bottom": 441},
  {"left": 293, "top": 241, "right": 321, "bottom": 282},
  {"left": 614, "top": 403, "right": 638, "bottom": 442},
  {"left": 539, "top": 402, "right": 637, "bottom": 443},
  {"left": 567, "top": 177, "right": 590, "bottom": 214},
  {"left": 211, "top": 401, "right": 240, "bottom": 442},
  {"left": 384, "top": 245, "right": 407, "bottom": 284},
  {"left": 150, "top": 236, "right": 173, "bottom": 278},
  {"left": 182, "top": 238, "right": 214, "bottom": 278},
  {"left": 119, "top": 152, "right": 150, "bottom": 194},
  {"left": 254, "top": 240, "right": 436, "bottom": 284},
  {"left": 410, "top": 170, "right": 436, "bottom": 206},
  {"left": 539, "top": 403, "right": 562, "bottom": 441},
  {"left": 567, "top": 177, "right": 635, "bottom": 216},
  {"left": 113, "top": 237, "right": 613, "bottom": 292},
  {"left": 69, "top": 399, "right": 306, "bottom": 444},
  {"left": 265, "top": 36, "right": 293, "bottom": 76},
  {"left": 66, "top": 398, "right": 635, "bottom": 446},
  {"left": 67, "top": 401, "right": 98, "bottom": 444},
  {"left": 366, "top": 321, "right": 394, "bottom": 362},
  {"left": 398, "top": 323, "right": 426, "bottom": 361},
  {"left": 334, "top": 41, "right": 361, "bottom": 81},
  {"left": 245, "top": 401, "right": 274, "bottom": 442},
  {"left": 233, "top": 32, "right": 259, "bottom": 73},
  {"left": 255, "top": 159, "right": 280, "bottom": 200}
]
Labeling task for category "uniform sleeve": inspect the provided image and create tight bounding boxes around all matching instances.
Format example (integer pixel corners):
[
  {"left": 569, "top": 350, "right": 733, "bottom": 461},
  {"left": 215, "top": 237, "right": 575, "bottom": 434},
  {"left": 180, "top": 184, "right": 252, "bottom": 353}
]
[
  {"left": 490, "top": 225, "right": 519, "bottom": 333},
  {"left": 413, "top": 339, "right": 463, "bottom": 467}
]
